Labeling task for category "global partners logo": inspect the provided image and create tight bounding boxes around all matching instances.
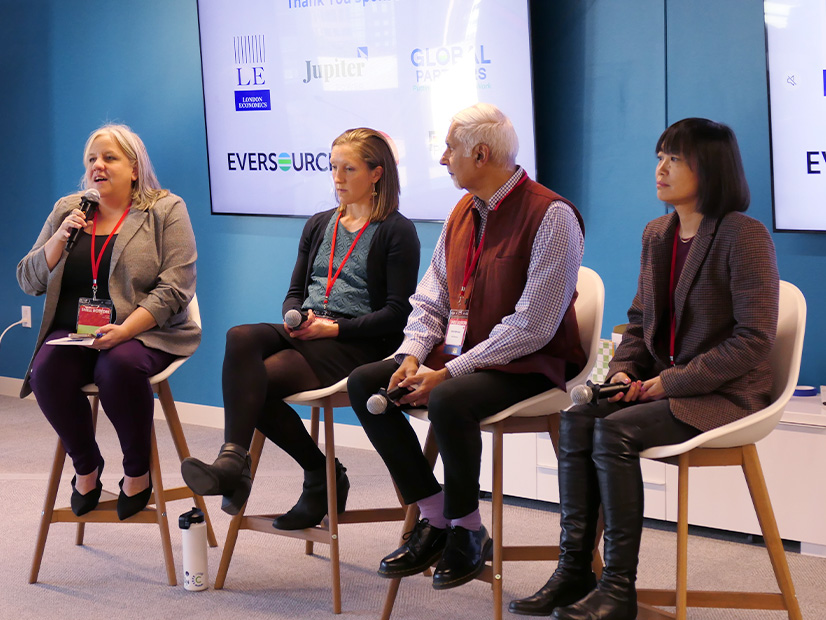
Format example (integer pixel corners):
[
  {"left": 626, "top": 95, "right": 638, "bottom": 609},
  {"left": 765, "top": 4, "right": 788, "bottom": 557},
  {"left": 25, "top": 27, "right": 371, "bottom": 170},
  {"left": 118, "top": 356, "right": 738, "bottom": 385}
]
[{"left": 234, "top": 34, "right": 271, "bottom": 111}]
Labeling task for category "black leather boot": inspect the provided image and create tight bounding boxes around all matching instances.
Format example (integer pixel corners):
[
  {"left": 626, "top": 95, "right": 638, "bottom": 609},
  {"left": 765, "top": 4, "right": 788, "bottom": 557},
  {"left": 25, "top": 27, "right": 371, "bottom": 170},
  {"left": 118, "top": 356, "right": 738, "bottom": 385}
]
[
  {"left": 181, "top": 442, "right": 252, "bottom": 515},
  {"left": 510, "top": 411, "right": 600, "bottom": 616},
  {"left": 272, "top": 459, "right": 349, "bottom": 530},
  {"left": 553, "top": 418, "right": 642, "bottom": 620}
]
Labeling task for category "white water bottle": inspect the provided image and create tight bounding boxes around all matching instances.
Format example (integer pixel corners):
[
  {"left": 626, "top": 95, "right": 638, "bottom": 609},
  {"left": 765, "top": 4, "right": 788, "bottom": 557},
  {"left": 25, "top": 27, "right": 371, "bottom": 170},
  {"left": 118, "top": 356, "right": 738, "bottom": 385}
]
[{"left": 179, "top": 507, "right": 208, "bottom": 591}]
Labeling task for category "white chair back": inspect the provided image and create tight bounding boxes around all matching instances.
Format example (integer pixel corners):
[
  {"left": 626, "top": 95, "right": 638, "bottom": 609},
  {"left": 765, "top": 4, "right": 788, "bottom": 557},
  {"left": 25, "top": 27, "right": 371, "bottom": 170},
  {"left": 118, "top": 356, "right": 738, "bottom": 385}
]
[
  {"left": 641, "top": 280, "right": 806, "bottom": 458},
  {"left": 478, "top": 265, "right": 605, "bottom": 423}
]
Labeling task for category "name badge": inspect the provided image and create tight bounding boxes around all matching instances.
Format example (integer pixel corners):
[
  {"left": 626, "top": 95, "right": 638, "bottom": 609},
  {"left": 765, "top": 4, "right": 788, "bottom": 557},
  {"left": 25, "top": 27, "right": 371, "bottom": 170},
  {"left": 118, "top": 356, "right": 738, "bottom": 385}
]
[
  {"left": 76, "top": 298, "right": 115, "bottom": 335},
  {"left": 443, "top": 309, "right": 469, "bottom": 356}
]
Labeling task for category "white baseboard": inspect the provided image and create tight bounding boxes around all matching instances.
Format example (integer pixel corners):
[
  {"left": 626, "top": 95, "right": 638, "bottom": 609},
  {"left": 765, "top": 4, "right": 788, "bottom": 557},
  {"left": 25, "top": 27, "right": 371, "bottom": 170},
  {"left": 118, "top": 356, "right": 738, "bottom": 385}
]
[{"left": 1, "top": 375, "right": 376, "bottom": 452}]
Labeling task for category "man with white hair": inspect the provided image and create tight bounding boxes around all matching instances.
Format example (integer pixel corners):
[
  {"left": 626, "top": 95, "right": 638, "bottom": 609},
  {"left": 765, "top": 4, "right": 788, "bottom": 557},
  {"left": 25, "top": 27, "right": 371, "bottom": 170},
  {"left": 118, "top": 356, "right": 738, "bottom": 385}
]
[{"left": 349, "top": 103, "right": 586, "bottom": 590}]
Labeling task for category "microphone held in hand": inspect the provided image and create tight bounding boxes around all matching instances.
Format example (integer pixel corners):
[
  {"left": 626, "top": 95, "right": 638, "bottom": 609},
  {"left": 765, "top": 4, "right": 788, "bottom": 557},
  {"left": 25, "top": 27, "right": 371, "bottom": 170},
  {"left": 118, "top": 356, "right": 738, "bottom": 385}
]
[
  {"left": 66, "top": 189, "right": 100, "bottom": 252},
  {"left": 366, "top": 386, "right": 414, "bottom": 415},
  {"left": 284, "top": 308, "right": 309, "bottom": 329},
  {"left": 570, "top": 380, "right": 632, "bottom": 407}
]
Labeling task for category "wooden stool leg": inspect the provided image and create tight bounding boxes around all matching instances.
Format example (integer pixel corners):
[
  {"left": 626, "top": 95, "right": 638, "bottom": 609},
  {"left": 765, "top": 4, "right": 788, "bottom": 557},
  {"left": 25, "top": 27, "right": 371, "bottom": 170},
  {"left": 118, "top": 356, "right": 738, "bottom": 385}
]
[
  {"left": 29, "top": 440, "right": 67, "bottom": 583},
  {"left": 323, "top": 405, "right": 342, "bottom": 614},
  {"left": 491, "top": 424, "right": 504, "bottom": 620},
  {"left": 158, "top": 380, "right": 218, "bottom": 547},
  {"left": 148, "top": 425, "right": 176, "bottom": 586},
  {"left": 305, "top": 406, "right": 321, "bottom": 557},
  {"left": 380, "top": 503, "right": 420, "bottom": 620},
  {"left": 215, "top": 429, "right": 266, "bottom": 589},
  {"left": 675, "top": 454, "right": 689, "bottom": 620},
  {"left": 380, "top": 425, "right": 438, "bottom": 620},
  {"left": 742, "top": 444, "right": 802, "bottom": 620}
]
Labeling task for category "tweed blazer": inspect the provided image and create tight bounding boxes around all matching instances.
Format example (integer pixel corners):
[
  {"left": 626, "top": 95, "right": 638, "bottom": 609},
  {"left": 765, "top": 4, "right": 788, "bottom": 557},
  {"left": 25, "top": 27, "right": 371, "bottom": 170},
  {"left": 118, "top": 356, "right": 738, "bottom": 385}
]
[
  {"left": 17, "top": 193, "right": 200, "bottom": 397},
  {"left": 608, "top": 211, "right": 779, "bottom": 432}
]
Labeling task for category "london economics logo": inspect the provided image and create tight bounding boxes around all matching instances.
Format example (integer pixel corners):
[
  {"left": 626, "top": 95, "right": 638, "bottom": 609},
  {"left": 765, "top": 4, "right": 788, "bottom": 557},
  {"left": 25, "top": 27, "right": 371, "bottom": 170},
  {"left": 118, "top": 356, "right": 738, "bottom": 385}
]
[{"left": 234, "top": 34, "right": 271, "bottom": 111}]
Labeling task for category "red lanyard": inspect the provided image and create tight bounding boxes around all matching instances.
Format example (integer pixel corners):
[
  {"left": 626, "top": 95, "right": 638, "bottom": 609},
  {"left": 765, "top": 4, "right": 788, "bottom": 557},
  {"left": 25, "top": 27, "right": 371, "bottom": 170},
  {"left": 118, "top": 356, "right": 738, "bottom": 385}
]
[
  {"left": 459, "top": 228, "right": 486, "bottom": 307},
  {"left": 668, "top": 224, "right": 681, "bottom": 366},
  {"left": 324, "top": 211, "right": 369, "bottom": 309},
  {"left": 90, "top": 207, "right": 129, "bottom": 300}
]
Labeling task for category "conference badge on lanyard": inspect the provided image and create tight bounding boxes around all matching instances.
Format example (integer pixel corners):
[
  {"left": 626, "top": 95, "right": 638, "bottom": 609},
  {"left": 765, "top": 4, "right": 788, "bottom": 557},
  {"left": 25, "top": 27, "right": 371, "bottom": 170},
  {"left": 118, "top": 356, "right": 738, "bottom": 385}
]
[
  {"left": 444, "top": 309, "right": 469, "bottom": 356},
  {"left": 76, "top": 298, "right": 115, "bottom": 335}
]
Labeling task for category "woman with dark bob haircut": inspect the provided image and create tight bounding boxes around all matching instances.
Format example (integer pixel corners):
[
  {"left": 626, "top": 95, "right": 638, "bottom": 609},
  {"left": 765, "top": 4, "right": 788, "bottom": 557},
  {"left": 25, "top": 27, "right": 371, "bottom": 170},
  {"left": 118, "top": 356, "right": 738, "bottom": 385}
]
[{"left": 509, "top": 118, "right": 779, "bottom": 620}]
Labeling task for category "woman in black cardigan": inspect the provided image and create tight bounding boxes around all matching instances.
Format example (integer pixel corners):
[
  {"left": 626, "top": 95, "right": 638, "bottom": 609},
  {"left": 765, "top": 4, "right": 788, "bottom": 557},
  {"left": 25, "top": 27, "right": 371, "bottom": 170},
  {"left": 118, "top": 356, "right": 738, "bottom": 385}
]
[{"left": 182, "top": 128, "right": 420, "bottom": 528}]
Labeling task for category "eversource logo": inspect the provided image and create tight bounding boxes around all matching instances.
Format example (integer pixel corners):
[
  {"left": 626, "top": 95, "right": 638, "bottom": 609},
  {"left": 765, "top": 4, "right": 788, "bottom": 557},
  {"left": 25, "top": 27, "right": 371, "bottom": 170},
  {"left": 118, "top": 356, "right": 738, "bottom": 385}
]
[{"left": 227, "top": 151, "right": 332, "bottom": 172}]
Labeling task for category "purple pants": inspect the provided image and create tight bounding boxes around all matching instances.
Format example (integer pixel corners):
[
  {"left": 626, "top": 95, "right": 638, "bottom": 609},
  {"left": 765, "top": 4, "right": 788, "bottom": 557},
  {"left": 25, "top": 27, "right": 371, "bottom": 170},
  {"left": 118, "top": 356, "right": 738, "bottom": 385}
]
[{"left": 29, "top": 330, "right": 177, "bottom": 477}]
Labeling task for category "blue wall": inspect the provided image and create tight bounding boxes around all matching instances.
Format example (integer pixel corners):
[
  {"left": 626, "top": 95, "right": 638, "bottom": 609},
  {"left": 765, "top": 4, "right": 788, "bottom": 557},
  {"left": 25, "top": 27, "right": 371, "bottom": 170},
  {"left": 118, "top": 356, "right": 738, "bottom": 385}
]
[{"left": 2, "top": 1, "right": 825, "bottom": 426}]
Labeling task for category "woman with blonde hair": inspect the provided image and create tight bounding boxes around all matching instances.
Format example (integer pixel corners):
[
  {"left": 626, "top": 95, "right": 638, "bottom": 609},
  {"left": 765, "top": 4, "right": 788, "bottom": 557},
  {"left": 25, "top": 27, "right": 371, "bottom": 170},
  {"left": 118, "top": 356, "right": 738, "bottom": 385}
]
[
  {"left": 18, "top": 123, "right": 199, "bottom": 521},
  {"left": 182, "top": 128, "right": 420, "bottom": 529}
]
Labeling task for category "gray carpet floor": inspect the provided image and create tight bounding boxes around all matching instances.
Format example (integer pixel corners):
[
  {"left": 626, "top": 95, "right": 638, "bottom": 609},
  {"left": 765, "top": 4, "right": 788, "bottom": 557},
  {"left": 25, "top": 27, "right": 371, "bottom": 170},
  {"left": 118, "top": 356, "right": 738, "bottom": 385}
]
[{"left": 1, "top": 394, "right": 824, "bottom": 619}]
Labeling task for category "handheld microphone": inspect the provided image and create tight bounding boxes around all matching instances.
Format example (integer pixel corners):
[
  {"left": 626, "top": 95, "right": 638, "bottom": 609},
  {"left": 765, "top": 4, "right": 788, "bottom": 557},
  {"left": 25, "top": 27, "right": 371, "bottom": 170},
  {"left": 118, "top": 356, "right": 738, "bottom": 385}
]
[
  {"left": 284, "top": 308, "right": 309, "bottom": 329},
  {"left": 570, "top": 380, "right": 632, "bottom": 407},
  {"left": 366, "top": 386, "right": 414, "bottom": 415},
  {"left": 66, "top": 189, "right": 100, "bottom": 252}
]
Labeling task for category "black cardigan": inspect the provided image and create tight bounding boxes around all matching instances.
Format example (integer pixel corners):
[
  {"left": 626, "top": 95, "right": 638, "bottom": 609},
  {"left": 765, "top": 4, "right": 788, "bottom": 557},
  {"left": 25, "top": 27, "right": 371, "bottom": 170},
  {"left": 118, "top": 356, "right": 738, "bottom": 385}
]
[{"left": 282, "top": 208, "right": 421, "bottom": 344}]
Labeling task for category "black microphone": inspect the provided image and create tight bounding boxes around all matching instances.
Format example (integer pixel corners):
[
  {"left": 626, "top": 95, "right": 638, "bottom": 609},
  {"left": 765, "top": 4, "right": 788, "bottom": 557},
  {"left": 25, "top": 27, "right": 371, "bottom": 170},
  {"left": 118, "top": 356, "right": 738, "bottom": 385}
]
[
  {"left": 570, "top": 380, "right": 632, "bottom": 407},
  {"left": 366, "top": 386, "right": 414, "bottom": 415},
  {"left": 284, "top": 308, "right": 309, "bottom": 329},
  {"left": 66, "top": 189, "right": 100, "bottom": 251}
]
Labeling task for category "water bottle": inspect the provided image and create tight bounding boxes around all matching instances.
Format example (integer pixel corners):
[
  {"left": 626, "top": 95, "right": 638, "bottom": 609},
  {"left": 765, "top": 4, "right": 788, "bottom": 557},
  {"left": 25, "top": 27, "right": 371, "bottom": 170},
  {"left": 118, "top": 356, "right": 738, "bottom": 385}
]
[{"left": 179, "top": 507, "right": 208, "bottom": 591}]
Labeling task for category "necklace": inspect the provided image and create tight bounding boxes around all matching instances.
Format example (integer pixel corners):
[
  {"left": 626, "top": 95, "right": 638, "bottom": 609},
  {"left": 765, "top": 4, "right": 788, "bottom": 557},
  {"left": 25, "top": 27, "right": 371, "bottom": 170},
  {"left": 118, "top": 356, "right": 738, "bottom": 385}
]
[{"left": 679, "top": 234, "right": 695, "bottom": 244}]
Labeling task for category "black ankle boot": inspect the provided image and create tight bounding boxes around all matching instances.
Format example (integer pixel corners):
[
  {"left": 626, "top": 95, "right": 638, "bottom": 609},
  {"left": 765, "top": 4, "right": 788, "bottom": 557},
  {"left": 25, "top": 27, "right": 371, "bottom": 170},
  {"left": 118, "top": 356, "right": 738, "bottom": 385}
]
[
  {"left": 181, "top": 442, "right": 252, "bottom": 515},
  {"left": 510, "top": 411, "right": 600, "bottom": 616},
  {"left": 553, "top": 419, "right": 643, "bottom": 620},
  {"left": 272, "top": 459, "right": 349, "bottom": 530}
]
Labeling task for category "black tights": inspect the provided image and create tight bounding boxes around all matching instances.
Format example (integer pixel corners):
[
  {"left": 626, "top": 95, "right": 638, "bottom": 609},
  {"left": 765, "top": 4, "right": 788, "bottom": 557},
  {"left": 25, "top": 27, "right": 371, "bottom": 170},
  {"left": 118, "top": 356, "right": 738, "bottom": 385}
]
[{"left": 222, "top": 323, "right": 326, "bottom": 471}]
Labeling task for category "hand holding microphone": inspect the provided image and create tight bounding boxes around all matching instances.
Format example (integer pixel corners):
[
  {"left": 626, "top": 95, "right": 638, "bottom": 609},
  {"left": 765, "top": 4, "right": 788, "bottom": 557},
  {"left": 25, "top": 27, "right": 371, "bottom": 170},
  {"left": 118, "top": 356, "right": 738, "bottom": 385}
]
[
  {"left": 66, "top": 189, "right": 100, "bottom": 251},
  {"left": 570, "top": 379, "right": 634, "bottom": 407},
  {"left": 284, "top": 308, "right": 310, "bottom": 330},
  {"left": 366, "top": 386, "right": 415, "bottom": 415}
]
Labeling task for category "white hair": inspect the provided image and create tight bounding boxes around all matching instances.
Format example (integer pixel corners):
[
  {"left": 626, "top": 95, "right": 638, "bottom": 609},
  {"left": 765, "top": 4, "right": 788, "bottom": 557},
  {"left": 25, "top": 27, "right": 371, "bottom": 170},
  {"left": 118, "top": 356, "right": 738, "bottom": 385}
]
[{"left": 450, "top": 103, "right": 519, "bottom": 167}]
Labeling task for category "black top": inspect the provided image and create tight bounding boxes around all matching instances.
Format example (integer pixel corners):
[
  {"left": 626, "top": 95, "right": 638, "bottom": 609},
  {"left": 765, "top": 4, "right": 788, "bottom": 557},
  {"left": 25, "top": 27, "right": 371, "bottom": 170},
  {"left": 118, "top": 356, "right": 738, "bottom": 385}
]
[{"left": 53, "top": 232, "right": 117, "bottom": 330}]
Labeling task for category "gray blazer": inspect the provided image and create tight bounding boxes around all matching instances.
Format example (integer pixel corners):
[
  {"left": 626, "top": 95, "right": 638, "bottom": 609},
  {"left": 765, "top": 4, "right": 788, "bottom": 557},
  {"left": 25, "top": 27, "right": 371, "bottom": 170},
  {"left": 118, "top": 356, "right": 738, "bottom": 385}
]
[
  {"left": 608, "top": 211, "right": 779, "bottom": 432},
  {"left": 17, "top": 192, "right": 200, "bottom": 397}
]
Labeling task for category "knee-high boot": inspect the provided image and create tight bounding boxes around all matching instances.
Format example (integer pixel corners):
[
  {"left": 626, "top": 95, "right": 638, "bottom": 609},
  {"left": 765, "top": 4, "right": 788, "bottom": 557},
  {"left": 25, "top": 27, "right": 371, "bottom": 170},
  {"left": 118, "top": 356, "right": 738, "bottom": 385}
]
[
  {"left": 509, "top": 411, "right": 600, "bottom": 616},
  {"left": 553, "top": 418, "right": 642, "bottom": 620}
]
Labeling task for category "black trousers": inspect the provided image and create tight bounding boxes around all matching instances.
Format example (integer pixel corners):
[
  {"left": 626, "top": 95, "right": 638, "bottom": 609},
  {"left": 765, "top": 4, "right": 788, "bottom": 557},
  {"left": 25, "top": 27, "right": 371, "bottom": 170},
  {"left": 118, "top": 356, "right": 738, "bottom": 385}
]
[
  {"left": 349, "top": 359, "right": 553, "bottom": 519},
  {"left": 568, "top": 398, "right": 701, "bottom": 449}
]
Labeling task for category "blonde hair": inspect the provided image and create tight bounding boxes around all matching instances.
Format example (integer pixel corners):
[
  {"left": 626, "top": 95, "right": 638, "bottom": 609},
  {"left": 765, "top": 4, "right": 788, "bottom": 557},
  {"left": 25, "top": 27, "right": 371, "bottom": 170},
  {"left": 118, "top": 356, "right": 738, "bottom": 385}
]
[
  {"left": 81, "top": 123, "right": 169, "bottom": 211},
  {"left": 450, "top": 103, "right": 519, "bottom": 167},
  {"left": 331, "top": 127, "right": 400, "bottom": 222}
]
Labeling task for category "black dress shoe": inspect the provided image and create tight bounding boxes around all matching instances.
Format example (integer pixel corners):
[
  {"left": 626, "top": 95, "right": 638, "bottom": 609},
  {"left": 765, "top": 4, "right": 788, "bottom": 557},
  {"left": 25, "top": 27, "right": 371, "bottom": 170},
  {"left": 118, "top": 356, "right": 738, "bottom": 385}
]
[
  {"left": 432, "top": 525, "right": 492, "bottom": 590},
  {"left": 70, "top": 460, "right": 104, "bottom": 517},
  {"left": 378, "top": 518, "right": 448, "bottom": 578},
  {"left": 508, "top": 569, "right": 597, "bottom": 616},
  {"left": 117, "top": 476, "right": 153, "bottom": 521}
]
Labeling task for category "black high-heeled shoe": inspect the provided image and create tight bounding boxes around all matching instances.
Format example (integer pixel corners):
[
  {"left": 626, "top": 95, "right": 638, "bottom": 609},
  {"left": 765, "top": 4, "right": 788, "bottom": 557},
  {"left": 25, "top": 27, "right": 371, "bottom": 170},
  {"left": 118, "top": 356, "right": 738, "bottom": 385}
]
[
  {"left": 117, "top": 476, "right": 153, "bottom": 521},
  {"left": 70, "top": 460, "right": 104, "bottom": 517}
]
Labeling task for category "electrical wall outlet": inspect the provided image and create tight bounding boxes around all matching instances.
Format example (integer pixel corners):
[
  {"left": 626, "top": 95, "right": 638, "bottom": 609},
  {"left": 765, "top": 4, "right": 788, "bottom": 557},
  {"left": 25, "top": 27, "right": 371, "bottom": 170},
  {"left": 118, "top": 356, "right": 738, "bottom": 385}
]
[{"left": 21, "top": 305, "right": 31, "bottom": 328}]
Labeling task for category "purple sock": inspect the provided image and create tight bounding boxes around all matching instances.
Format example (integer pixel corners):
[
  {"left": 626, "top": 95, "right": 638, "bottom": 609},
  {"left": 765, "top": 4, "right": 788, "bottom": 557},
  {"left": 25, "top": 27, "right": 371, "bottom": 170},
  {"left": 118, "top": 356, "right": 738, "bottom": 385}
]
[
  {"left": 450, "top": 509, "right": 482, "bottom": 531},
  {"left": 417, "top": 490, "right": 448, "bottom": 529}
]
